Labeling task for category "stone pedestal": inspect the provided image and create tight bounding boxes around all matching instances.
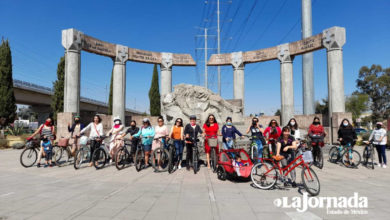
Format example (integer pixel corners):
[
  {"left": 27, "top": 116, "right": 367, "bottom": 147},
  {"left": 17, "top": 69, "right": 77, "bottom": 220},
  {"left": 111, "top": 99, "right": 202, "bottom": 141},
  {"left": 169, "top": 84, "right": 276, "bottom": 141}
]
[
  {"left": 112, "top": 45, "right": 128, "bottom": 122},
  {"left": 160, "top": 52, "right": 173, "bottom": 98},
  {"left": 62, "top": 29, "right": 82, "bottom": 114},
  {"left": 277, "top": 44, "right": 295, "bottom": 126}
]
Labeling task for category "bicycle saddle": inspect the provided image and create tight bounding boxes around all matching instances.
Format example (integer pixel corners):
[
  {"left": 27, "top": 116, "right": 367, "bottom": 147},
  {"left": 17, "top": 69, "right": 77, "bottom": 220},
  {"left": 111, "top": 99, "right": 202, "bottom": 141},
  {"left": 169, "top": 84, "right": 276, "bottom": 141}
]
[{"left": 272, "top": 155, "right": 285, "bottom": 161}]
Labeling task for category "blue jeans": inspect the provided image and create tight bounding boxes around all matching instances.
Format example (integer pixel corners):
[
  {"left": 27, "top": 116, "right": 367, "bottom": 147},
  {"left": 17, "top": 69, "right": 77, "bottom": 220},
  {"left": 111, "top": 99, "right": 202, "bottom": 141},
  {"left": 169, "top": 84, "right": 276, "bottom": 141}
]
[
  {"left": 375, "top": 145, "right": 387, "bottom": 165},
  {"left": 174, "top": 140, "right": 184, "bottom": 161},
  {"left": 223, "top": 139, "right": 234, "bottom": 150},
  {"left": 255, "top": 139, "right": 263, "bottom": 162}
]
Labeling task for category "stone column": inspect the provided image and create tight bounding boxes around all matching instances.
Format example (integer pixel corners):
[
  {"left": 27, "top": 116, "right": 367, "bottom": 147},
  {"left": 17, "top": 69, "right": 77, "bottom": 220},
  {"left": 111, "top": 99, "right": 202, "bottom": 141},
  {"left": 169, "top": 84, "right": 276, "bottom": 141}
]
[
  {"left": 112, "top": 45, "right": 128, "bottom": 122},
  {"left": 62, "top": 29, "right": 82, "bottom": 114},
  {"left": 323, "top": 27, "right": 346, "bottom": 115},
  {"left": 277, "top": 43, "right": 295, "bottom": 126},
  {"left": 160, "top": 52, "right": 173, "bottom": 98},
  {"left": 231, "top": 51, "right": 245, "bottom": 109},
  {"left": 301, "top": 0, "right": 315, "bottom": 115}
]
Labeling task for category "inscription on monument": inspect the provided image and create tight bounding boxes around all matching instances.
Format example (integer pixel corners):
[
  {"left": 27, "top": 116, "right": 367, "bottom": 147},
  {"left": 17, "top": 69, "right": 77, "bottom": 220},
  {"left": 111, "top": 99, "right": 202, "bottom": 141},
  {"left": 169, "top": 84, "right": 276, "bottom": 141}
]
[
  {"left": 82, "top": 35, "right": 116, "bottom": 57},
  {"left": 128, "top": 48, "right": 161, "bottom": 64},
  {"left": 172, "top": 54, "right": 196, "bottom": 66},
  {"left": 289, "top": 33, "right": 323, "bottom": 55}
]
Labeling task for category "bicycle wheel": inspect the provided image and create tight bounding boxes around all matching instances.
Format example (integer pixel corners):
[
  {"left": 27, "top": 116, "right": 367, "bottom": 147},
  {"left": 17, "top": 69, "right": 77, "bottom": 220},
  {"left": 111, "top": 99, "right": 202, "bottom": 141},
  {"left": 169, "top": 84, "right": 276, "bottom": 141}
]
[
  {"left": 362, "top": 147, "right": 369, "bottom": 166},
  {"left": 341, "top": 149, "right": 361, "bottom": 168},
  {"left": 316, "top": 148, "right": 324, "bottom": 169},
  {"left": 250, "top": 144, "right": 258, "bottom": 162},
  {"left": 301, "top": 165, "right": 320, "bottom": 196},
  {"left": 328, "top": 146, "right": 339, "bottom": 163},
  {"left": 193, "top": 148, "right": 198, "bottom": 174},
  {"left": 217, "top": 166, "right": 227, "bottom": 181},
  {"left": 251, "top": 161, "right": 277, "bottom": 190},
  {"left": 74, "top": 148, "right": 89, "bottom": 169},
  {"left": 115, "top": 148, "right": 129, "bottom": 170},
  {"left": 210, "top": 148, "right": 217, "bottom": 172},
  {"left": 369, "top": 147, "right": 375, "bottom": 170},
  {"left": 54, "top": 147, "right": 69, "bottom": 167},
  {"left": 93, "top": 148, "right": 107, "bottom": 169},
  {"left": 135, "top": 148, "right": 144, "bottom": 172},
  {"left": 168, "top": 147, "right": 175, "bottom": 174},
  {"left": 151, "top": 147, "right": 170, "bottom": 172},
  {"left": 20, "top": 148, "right": 38, "bottom": 168}
]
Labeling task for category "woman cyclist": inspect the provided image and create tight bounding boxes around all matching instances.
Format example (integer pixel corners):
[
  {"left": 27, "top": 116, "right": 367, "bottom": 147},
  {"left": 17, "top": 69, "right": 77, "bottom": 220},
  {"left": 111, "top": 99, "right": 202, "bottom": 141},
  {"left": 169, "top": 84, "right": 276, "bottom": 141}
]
[
  {"left": 106, "top": 117, "right": 124, "bottom": 163},
  {"left": 337, "top": 119, "right": 357, "bottom": 166},
  {"left": 276, "top": 126, "right": 298, "bottom": 188},
  {"left": 222, "top": 117, "right": 243, "bottom": 150},
  {"left": 308, "top": 116, "right": 326, "bottom": 164},
  {"left": 202, "top": 114, "right": 221, "bottom": 169},
  {"left": 152, "top": 116, "right": 169, "bottom": 151},
  {"left": 80, "top": 115, "right": 104, "bottom": 167},
  {"left": 68, "top": 115, "right": 85, "bottom": 157},
  {"left": 131, "top": 118, "right": 155, "bottom": 167},
  {"left": 184, "top": 115, "right": 203, "bottom": 171},
  {"left": 246, "top": 117, "right": 265, "bottom": 161},
  {"left": 169, "top": 118, "right": 184, "bottom": 169},
  {"left": 263, "top": 119, "right": 282, "bottom": 157},
  {"left": 27, "top": 117, "right": 56, "bottom": 168},
  {"left": 121, "top": 120, "right": 140, "bottom": 156}
]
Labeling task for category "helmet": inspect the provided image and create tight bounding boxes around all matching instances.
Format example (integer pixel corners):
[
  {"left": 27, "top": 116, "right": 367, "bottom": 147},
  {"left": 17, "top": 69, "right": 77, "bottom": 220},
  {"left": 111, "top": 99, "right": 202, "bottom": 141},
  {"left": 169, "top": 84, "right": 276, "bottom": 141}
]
[{"left": 189, "top": 115, "right": 196, "bottom": 120}]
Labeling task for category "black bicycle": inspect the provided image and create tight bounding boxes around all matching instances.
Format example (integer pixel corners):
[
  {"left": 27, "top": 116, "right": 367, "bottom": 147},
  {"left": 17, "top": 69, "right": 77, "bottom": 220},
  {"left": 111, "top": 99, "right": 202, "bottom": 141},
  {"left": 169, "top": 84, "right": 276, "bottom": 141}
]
[
  {"left": 20, "top": 137, "right": 61, "bottom": 168},
  {"left": 310, "top": 135, "right": 324, "bottom": 169},
  {"left": 135, "top": 138, "right": 147, "bottom": 172},
  {"left": 151, "top": 136, "right": 170, "bottom": 172},
  {"left": 185, "top": 136, "right": 201, "bottom": 174},
  {"left": 115, "top": 138, "right": 136, "bottom": 170},
  {"left": 362, "top": 141, "right": 375, "bottom": 169},
  {"left": 167, "top": 139, "right": 178, "bottom": 173},
  {"left": 92, "top": 135, "right": 110, "bottom": 169},
  {"left": 206, "top": 134, "right": 219, "bottom": 173}
]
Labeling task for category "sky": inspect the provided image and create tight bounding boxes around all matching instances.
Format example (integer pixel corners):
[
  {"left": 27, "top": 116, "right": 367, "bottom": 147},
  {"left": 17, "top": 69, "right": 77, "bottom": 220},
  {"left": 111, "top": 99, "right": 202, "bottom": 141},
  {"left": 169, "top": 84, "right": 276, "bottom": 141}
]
[{"left": 1, "top": 0, "right": 389, "bottom": 115}]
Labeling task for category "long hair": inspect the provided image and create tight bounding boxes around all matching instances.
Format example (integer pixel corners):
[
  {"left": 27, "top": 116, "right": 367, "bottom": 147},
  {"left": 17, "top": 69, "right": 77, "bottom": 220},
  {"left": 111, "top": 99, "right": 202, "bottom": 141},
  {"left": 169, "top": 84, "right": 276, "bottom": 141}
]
[
  {"left": 175, "top": 118, "right": 183, "bottom": 127},
  {"left": 312, "top": 116, "right": 320, "bottom": 125},
  {"left": 287, "top": 118, "right": 298, "bottom": 130},
  {"left": 339, "top": 118, "right": 353, "bottom": 129},
  {"left": 205, "top": 114, "right": 217, "bottom": 127},
  {"left": 94, "top": 115, "right": 102, "bottom": 123},
  {"left": 268, "top": 119, "right": 279, "bottom": 127}
]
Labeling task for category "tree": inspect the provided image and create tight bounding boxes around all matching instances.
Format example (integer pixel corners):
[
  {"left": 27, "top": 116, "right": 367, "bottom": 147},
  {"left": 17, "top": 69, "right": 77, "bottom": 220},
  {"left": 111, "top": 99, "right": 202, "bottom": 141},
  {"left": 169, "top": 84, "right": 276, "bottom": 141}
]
[
  {"left": 345, "top": 92, "right": 369, "bottom": 122},
  {"left": 51, "top": 56, "right": 65, "bottom": 122},
  {"left": 108, "top": 69, "right": 113, "bottom": 115},
  {"left": 356, "top": 65, "right": 390, "bottom": 122},
  {"left": 315, "top": 98, "right": 329, "bottom": 115},
  {"left": 0, "top": 38, "right": 17, "bottom": 126},
  {"left": 149, "top": 64, "right": 161, "bottom": 116},
  {"left": 274, "top": 109, "right": 281, "bottom": 116}
]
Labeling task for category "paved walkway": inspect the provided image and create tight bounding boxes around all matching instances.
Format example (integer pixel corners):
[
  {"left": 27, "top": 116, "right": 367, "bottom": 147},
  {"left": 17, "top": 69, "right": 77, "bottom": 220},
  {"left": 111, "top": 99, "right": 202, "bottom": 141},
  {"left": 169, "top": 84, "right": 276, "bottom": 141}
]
[{"left": 0, "top": 147, "right": 389, "bottom": 220}]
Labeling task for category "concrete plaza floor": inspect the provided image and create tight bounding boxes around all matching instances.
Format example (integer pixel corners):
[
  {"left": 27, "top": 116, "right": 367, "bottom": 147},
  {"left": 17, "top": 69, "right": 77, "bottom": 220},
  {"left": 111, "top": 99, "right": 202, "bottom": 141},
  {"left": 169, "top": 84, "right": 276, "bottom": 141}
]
[{"left": 0, "top": 147, "right": 389, "bottom": 220}]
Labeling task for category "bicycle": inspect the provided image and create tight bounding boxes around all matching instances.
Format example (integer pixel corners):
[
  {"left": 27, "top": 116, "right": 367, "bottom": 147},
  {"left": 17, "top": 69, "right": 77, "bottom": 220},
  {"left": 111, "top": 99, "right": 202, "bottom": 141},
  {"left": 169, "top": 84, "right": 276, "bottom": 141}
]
[
  {"left": 206, "top": 134, "right": 219, "bottom": 173},
  {"left": 73, "top": 136, "right": 95, "bottom": 170},
  {"left": 362, "top": 141, "right": 375, "bottom": 169},
  {"left": 167, "top": 139, "right": 178, "bottom": 174},
  {"left": 115, "top": 138, "right": 135, "bottom": 170},
  {"left": 151, "top": 136, "right": 170, "bottom": 172},
  {"left": 91, "top": 135, "right": 111, "bottom": 169},
  {"left": 53, "top": 137, "right": 74, "bottom": 167},
  {"left": 244, "top": 135, "right": 265, "bottom": 163},
  {"left": 309, "top": 135, "right": 324, "bottom": 169},
  {"left": 185, "top": 136, "right": 201, "bottom": 174},
  {"left": 134, "top": 137, "right": 150, "bottom": 172},
  {"left": 251, "top": 145, "right": 320, "bottom": 196},
  {"left": 328, "top": 142, "right": 361, "bottom": 168},
  {"left": 20, "top": 137, "right": 61, "bottom": 168}
]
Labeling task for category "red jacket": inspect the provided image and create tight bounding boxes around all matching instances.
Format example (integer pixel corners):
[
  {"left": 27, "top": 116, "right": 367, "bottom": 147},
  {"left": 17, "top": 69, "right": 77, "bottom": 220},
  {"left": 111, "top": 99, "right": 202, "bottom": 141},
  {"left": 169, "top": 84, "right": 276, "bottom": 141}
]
[{"left": 264, "top": 126, "right": 282, "bottom": 143}]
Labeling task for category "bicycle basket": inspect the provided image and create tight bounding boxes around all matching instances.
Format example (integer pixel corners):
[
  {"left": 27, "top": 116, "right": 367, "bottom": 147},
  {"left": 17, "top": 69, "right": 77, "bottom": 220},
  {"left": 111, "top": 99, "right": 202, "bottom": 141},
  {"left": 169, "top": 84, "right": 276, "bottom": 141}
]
[
  {"left": 207, "top": 138, "right": 218, "bottom": 147},
  {"left": 302, "top": 151, "right": 313, "bottom": 163},
  {"left": 80, "top": 136, "right": 89, "bottom": 145},
  {"left": 58, "top": 138, "right": 69, "bottom": 147}
]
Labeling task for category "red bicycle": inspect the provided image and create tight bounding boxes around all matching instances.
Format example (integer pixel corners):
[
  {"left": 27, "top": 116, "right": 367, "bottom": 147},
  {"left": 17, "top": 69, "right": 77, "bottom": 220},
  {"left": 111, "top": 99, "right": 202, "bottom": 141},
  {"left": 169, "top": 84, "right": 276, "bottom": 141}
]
[{"left": 250, "top": 146, "right": 320, "bottom": 196}]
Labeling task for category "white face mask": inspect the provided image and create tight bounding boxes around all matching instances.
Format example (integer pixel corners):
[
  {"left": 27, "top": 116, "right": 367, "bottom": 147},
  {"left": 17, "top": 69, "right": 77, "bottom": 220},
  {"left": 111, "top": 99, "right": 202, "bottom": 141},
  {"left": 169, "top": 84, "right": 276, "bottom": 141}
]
[
  {"left": 290, "top": 121, "right": 295, "bottom": 126},
  {"left": 343, "top": 122, "right": 348, "bottom": 126},
  {"left": 115, "top": 121, "right": 120, "bottom": 125}
]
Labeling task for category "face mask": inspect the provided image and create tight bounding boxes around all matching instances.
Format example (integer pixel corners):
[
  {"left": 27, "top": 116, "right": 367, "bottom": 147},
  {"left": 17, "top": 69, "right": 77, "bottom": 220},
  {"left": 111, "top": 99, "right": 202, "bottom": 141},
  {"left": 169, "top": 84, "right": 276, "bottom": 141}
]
[
  {"left": 75, "top": 120, "right": 80, "bottom": 124},
  {"left": 190, "top": 122, "right": 196, "bottom": 126},
  {"left": 343, "top": 122, "right": 348, "bottom": 127},
  {"left": 290, "top": 121, "right": 295, "bottom": 126},
  {"left": 115, "top": 121, "right": 120, "bottom": 125},
  {"left": 131, "top": 125, "right": 136, "bottom": 128},
  {"left": 376, "top": 125, "right": 381, "bottom": 129},
  {"left": 227, "top": 122, "right": 232, "bottom": 126},
  {"left": 314, "top": 121, "right": 320, "bottom": 125},
  {"left": 252, "top": 121, "right": 257, "bottom": 126},
  {"left": 45, "top": 121, "right": 51, "bottom": 126}
]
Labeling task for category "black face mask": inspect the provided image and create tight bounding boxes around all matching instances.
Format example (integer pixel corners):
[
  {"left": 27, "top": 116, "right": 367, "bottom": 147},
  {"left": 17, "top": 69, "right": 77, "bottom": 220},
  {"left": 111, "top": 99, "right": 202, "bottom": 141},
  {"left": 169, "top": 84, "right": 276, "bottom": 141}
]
[
  {"left": 376, "top": 125, "right": 381, "bottom": 129},
  {"left": 314, "top": 121, "right": 320, "bottom": 125},
  {"left": 252, "top": 121, "right": 257, "bottom": 126},
  {"left": 131, "top": 125, "right": 136, "bottom": 128},
  {"left": 75, "top": 120, "right": 80, "bottom": 124}
]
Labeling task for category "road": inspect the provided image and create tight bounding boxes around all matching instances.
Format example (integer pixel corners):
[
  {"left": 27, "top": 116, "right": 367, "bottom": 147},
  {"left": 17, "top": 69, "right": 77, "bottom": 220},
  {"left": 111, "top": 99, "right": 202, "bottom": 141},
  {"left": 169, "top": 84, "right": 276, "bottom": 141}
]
[{"left": 0, "top": 147, "right": 389, "bottom": 220}]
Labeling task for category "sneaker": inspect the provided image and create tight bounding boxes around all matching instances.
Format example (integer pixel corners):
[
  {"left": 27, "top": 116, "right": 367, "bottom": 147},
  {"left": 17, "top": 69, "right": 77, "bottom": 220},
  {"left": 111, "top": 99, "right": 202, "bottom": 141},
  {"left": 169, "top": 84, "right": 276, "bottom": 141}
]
[
  {"left": 292, "top": 182, "right": 297, "bottom": 188},
  {"left": 377, "top": 163, "right": 382, "bottom": 167},
  {"left": 37, "top": 163, "right": 41, "bottom": 168},
  {"left": 178, "top": 165, "right": 182, "bottom": 170},
  {"left": 383, "top": 164, "right": 387, "bottom": 168}
]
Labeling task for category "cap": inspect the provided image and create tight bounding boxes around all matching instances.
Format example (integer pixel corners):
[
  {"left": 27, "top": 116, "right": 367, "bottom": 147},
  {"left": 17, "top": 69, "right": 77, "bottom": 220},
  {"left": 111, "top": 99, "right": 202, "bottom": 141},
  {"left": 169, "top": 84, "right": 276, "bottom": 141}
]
[
  {"left": 74, "top": 115, "right": 80, "bottom": 119},
  {"left": 142, "top": 118, "right": 150, "bottom": 123},
  {"left": 189, "top": 115, "right": 196, "bottom": 120},
  {"left": 113, "top": 116, "right": 121, "bottom": 122},
  {"left": 376, "top": 122, "right": 383, "bottom": 125}
]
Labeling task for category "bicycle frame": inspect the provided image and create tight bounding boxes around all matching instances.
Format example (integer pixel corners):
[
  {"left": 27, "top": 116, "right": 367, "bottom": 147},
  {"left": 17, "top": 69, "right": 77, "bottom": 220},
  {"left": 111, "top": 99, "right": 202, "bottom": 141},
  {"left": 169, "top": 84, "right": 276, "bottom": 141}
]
[{"left": 260, "top": 154, "right": 311, "bottom": 179}]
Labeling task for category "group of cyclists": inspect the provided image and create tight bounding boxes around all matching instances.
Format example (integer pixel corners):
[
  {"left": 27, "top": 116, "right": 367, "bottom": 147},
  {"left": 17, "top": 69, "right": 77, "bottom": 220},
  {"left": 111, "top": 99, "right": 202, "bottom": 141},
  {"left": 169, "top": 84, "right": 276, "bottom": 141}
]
[{"left": 26, "top": 113, "right": 387, "bottom": 172}]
